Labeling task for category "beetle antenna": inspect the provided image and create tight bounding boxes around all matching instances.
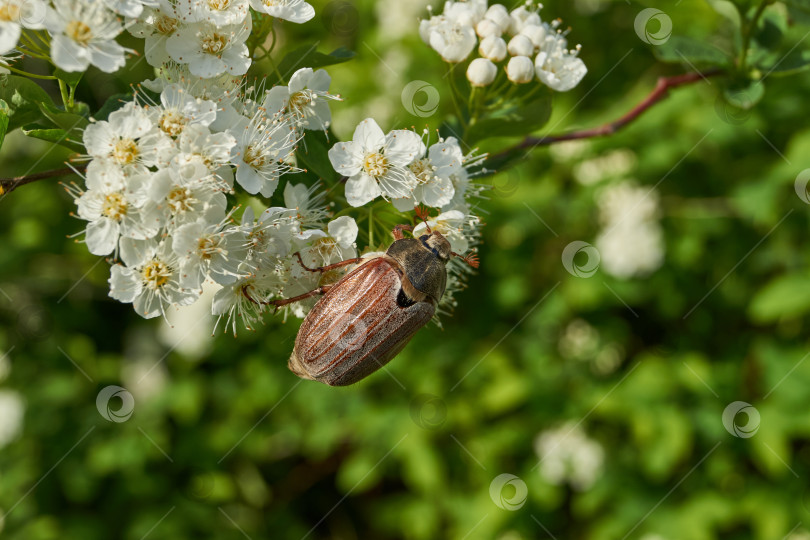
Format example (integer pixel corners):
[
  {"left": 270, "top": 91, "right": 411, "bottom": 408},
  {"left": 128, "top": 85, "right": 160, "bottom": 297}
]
[
  {"left": 452, "top": 250, "right": 480, "bottom": 268},
  {"left": 414, "top": 205, "right": 432, "bottom": 232}
]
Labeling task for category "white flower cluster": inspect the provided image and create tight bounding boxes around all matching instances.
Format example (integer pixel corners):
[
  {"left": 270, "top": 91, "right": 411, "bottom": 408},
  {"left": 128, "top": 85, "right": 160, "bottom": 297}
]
[
  {"left": 534, "top": 422, "right": 605, "bottom": 491},
  {"left": 595, "top": 181, "right": 665, "bottom": 279},
  {"left": 0, "top": 0, "right": 314, "bottom": 74},
  {"left": 66, "top": 64, "right": 344, "bottom": 325},
  {"left": 419, "top": 0, "right": 587, "bottom": 91}
]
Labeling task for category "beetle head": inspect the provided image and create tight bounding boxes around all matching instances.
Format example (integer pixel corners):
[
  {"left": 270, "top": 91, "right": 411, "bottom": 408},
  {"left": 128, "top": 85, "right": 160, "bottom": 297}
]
[{"left": 419, "top": 231, "right": 452, "bottom": 263}]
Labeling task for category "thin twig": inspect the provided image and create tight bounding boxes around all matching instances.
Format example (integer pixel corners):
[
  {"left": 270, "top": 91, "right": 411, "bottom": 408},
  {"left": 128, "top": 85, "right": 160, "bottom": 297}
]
[
  {"left": 0, "top": 164, "right": 85, "bottom": 195},
  {"left": 486, "top": 68, "right": 723, "bottom": 167}
]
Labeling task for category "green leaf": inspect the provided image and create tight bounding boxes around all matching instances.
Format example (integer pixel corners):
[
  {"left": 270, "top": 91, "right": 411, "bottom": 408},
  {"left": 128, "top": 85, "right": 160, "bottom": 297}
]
[
  {"left": 654, "top": 36, "right": 730, "bottom": 65},
  {"left": 466, "top": 93, "right": 552, "bottom": 144},
  {"left": 722, "top": 79, "right": 764, "bottom": 109},
  {"left": 749, "top": 274, "right": 810, "bottom": 323},
  {"left": 0, "top": 98, "right": 9, "bottom": 150},
  {"left": 754, "top": 12, "right": 787, "bottom": 51},
  {"left": 0, "top": 74, "right": 54, "bottom": 131},
  {"left": 274, "top": 45, "right": 355, "bottom": 84},
  {"left": 54, "top": 68, "right": 83, "bottom": 90},
  {"left": 38, "top": 101, "right": 89, "bottom": 132},
  {"left": 761, "top": 48, "right": 810, "bottom": 76},
  {"left": 94, "top": 92, "right": 134, "bottom": 121},
  {"left": 21, "top": 124, "right": 84, "bottom": 151},
  {"left": 296, "top": 130, "right": 339, "bottom": 183}
]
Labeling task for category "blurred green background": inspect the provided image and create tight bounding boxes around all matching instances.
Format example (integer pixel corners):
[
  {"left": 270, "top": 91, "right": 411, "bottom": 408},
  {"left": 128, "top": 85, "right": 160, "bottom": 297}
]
[{"left": 2, "top": 0, "right": 810, "bottom": 538}]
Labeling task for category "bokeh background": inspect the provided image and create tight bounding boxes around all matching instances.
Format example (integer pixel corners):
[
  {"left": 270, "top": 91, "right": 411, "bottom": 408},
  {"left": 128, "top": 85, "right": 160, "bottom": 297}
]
[{"left": 2, "top": 0, "right": 810, "bottom": 538}]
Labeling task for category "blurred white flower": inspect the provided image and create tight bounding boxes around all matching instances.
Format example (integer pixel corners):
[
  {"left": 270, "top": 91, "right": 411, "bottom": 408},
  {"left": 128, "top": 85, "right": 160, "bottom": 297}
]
[
  {"left": 166, "top": 19, "right": 251, "bottom": 78},
  {"left": 595, "top": 181, "right": 665, "bottom": 279},
  {"left": 328, "top": 118, "right": 421, "bottom": 206},
  {"left": 249, "top": 0, "right": 314, "bottom": 23},
  {"left": 127, "top": 2, "right": 180, "bottom": 67},
  {"left": 296, "top": 216, "right": 358, "bottom": 267},
  {"left": 46, "top": 0, "right": 130, "bottom": 72},
  {"left": 508, "top": 4, "right": 541, "bottom": 35},
  {"left": 535, "top": 38, "right": 587, "bottom": 92},
  {"left": 177, "top": 0, "right": 249, "bottom": 26},
  {"left": 0, "top": 0, "right": 46, "bottom": 55},
  {"left": 263, "top": 67, "right": 338, "bottom": 132},
  {"left": 0, "top": 389, "right": 24, "bottom": 448},
  {"left": 534, "top": 422, "right": 604, "bottom": 491}
]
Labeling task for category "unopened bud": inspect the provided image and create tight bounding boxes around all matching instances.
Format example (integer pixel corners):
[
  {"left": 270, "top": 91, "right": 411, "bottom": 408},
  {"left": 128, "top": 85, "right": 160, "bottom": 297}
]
[
  {"left": 507, "top": 34, "right": 534, "bottom": 57},
  {"left": 478, "top": 35, "right": 507, "bottom": 62},
  {"left": 506, "top": 55, "right": 535, "bottom": 84},
  {"left": 485, "top": 4, "right": 511, "bottom": 31},
  {"left": 467, "top": 57, "right": 497, "bottom": 87},
  {"left": 476, "top": 18, "right": 501, "bottom": 39}
]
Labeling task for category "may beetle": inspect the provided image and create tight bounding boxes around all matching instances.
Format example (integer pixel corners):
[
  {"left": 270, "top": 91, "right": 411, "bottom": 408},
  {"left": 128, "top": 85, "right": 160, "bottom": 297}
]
[{"left": 266, "top": 211, "right": 478, "bottom": 386}]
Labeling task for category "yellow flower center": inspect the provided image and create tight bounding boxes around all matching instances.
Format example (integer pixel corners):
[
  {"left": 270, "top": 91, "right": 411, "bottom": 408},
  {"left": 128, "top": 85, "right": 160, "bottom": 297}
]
[
  {"left": 243, "top": 145, "right": 267, "bottom": 169},
  {"left": 288, "top": 91, "right": 310, "bottom": 113},
  {"left": 207, "top": 0, "right": 231, "bottom": 10},
  {"left": 167, "top": 186, "right": 194, "bottom": 214},
  {"left": 112, "top": 138, "right": 139, "bottom": 165},
  {"left": 197, "top": 235, "right": 221, "bottom": 260},
  {"left": 101, "top": 192, "right": 127, "bottom": 221},
  {"left": 0, "top": 3, "right": 21, "bottom": 22},
  {"left": 158, "top": 109, "right": 187, "bottom": 137},
  {"left": 313, "top": 237, "right": 338, "bottom": 260},
  {"left": 66, "top": 20, "right": 92, "bottom": 44},
  {"left": 409, "top": 158, "right": 434, "bottom": 185},
  {"left": 363, "top": 152, "right": 388, "bottom": 178},
  {"left": 201, "top": 32, "right": 227, "bottom": 55},
  {"left": 154, "top": 14, "right": 178, "bottom": 35},
  {"left": 141, "top": 260, "right": 171, "bottom": 289}
]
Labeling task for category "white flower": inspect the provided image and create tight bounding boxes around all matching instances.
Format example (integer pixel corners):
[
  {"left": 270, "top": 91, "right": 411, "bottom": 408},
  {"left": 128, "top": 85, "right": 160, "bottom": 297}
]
[
  {"left": 109, "top": 239, "right": 200, "bottom": 319},
  {"left": 46, "top": 0, "right": 131, "bottom": 73},
  {"left": 229, "top": 110, "right": 300, "bottom": 197},
  {"left": 127, "top": 2, "right": 180, "bottom": 68},
  {"left": 147, "top": 160, "right": 227, "bottom": 228},
  {"left": 428, "top": 19, "right": 476, "bottom": 63},
  {"left": 166, "top": 19, "right": 251, "bottom": 78},
  {"left": 177, "top": 0, "right": 249, "bottom": 26},
  {"left": 84, "top": 102, "right": 174, "bottom": 171},
  {"left": 0, "top": 0, "right": 46, "bottom": 55},
  {"left": 296, "top": 216, "right": 358, "bottom": 267},
  {"left": 535, "top": 39, "right": 587, "bottom": 92},
  {"left": 172, "top": 123, "right": 237, "bottom": 176},
  {"left": 172, "top": 217, "right": 249, "bottom": 288},
  {"left": 105, "top": 0, "right": 152, "bottom": 17},
  {"left": 394, "top": 137, "right": 461, "bottom": 210},
  {"left": 74, "top": 162, "right": 158, "bottom": 256},
  {"left": 509, "top": 4, "right": 541, "bottom": 35},
  {"left": 248, "top": 0, "right": 314, "bottom": 23},
  {"left": 263, "top": 67, "right": 337, "bottom": 131},
  {"left": 0, "top": 390, "right": 24, "bottom": 448},
  {"left": 412, "top": 210, "right": 472, "bottom": 253},
  {"left": 534, "top": 423, "right": 604, "bottom": 491},
  {"left": 242, "top": 205, "right": 300, "bottom": 261},
  {"left": 328, "top": 118, "right": 421, "bottom": 207},
  {"left": 283, "top": 181, "right": 327, "bottom": 227},
  {"left": 147, "top": 83, "right": 218, "bottom": 138},
  {"left": 478, "top": 35, "right": 507, "bottom": 62},
  {"left": 443, "top": 0, "right": 486, "bottom": 27},
  {"left": 466, "top": 57, "right": 496, "bottom": 87},
  {"left": 506, "top": 55, "right": 535, "bottom": 83},
  {"left": 507, "top": 34, "right": 533, "bottom": 57}
]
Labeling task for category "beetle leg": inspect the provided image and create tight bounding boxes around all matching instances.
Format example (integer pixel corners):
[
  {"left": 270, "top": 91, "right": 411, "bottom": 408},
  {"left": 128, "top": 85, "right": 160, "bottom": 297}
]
[
  {"left": 392, "top": 224, "right": 413, "bottom": 240},
  {"left": 262, "top": 284, "right": 335, "bottom": 310},
  {"left": 294, "top": 252, "right": 364, "bottom": 273}
]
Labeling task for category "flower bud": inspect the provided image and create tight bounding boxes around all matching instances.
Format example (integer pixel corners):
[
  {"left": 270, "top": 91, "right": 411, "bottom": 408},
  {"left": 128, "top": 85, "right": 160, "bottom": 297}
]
[
  {"left": 467, "top": 57, "right": 497, "bottom": 87},
  {"left": 506, "top": 55, "right": 535, "bottom": 84},
  {"left": 484, "top": 4, "right": 511, "bottom": 31},
  {"left": 519, "top": 24, "right": 548, "bottom": 48},
  {"left": 507, "top": 34, "right": 534, "bottom": 57},
  {"left": 478, "top": 35, "right": 507, "bottom": 62},
  {"left": 475, "top": 18, "right": 501, "bottom": 39},
  {"left": 509, "top": 6, "right": 541, "bottom": 35}
]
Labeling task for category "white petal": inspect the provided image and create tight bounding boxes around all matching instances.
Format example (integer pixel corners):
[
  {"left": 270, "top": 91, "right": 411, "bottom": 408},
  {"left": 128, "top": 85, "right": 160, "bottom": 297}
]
[
  {"left": 384, "top": 130, "right": 424, "bottom": 167},
  {"left": 344, "top": 173, "right": 381, "bottom": 207},
  {"left": 109, "top": 265, "right": 142, "bottom": 304},
  {"left": 327, "top": 216, "right": 358, "bottom": 247},
  {"left": 86, "top": 218, "right": 119, "bottom": 256},
  {"left": 51, "top": 34, "right": 89, "bottom": 72},
  {"left": 328, "top": 140, "right": 362, "bottom": 177},
  {"left": 352, "top": 118, "right": 385, "bottom": 153}
]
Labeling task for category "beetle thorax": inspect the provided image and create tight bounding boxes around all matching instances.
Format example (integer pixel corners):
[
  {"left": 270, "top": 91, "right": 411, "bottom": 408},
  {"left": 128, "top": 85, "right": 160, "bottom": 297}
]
[{"left": 424, "top": 232, "right": 452, "bottom": 261}]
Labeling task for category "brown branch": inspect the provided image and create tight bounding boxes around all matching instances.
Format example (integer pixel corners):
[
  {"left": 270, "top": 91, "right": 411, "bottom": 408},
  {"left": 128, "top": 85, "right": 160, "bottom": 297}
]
[
  {"left": 487, "top": 68, "right": 724, "bottom": 167},
  {"left": 0, "top": 164, "right": 86, "bottom": 195}
]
